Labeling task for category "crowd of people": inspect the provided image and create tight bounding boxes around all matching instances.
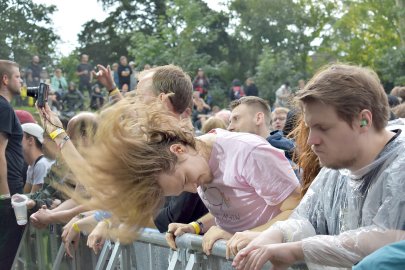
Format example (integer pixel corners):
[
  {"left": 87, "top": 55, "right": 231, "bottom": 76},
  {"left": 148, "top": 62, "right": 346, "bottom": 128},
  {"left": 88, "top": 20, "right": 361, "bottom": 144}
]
[{"left": 1, "top": 57, "right": 405, "bottom": 270}]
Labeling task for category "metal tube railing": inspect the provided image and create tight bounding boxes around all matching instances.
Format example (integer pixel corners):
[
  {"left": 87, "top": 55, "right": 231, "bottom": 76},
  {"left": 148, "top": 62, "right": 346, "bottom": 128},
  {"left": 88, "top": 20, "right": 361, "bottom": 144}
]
[{"left": 14, "top": 224, "right": 306, "bottom": 270}]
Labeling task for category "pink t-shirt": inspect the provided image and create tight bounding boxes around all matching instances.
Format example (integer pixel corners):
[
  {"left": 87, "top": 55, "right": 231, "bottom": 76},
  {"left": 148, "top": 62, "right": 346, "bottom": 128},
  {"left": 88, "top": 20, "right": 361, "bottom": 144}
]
[{"left": 197, "top": 129, "right": 299, "bottom": 233}]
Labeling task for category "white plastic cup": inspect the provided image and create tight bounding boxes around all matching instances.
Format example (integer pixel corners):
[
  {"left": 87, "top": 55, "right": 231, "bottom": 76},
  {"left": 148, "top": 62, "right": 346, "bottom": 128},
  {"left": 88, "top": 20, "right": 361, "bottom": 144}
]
[{"left": 11, "top": 194, "right": 29, "bottom": 225}]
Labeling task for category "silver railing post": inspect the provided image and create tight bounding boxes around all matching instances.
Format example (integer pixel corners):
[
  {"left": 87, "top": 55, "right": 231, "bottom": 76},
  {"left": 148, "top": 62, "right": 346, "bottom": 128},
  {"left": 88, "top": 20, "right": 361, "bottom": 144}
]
[
  {"left": 95, "top": 240, "right": 113, "bottom": 270},
  {"left": 106, "top": 242, "right": 122, "bottom": 270}
]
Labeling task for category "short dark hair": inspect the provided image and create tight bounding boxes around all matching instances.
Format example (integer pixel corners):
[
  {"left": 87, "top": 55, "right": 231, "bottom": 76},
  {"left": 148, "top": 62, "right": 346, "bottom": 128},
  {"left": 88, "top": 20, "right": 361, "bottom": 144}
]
[
  {"left": 295, "top": 64, "right": 389, "bottom": 131},
  {"left": 151, "top": 65, "right": 193, "bottom": 114},
  {"left": 229, "top": 96, "right": 271, "bottom": 127},
  {"left": 24, "top": 133, "right": 42, "bottom": 149},
  {"left": 0, "top": 60, "right": 19, "bottom": 86}
]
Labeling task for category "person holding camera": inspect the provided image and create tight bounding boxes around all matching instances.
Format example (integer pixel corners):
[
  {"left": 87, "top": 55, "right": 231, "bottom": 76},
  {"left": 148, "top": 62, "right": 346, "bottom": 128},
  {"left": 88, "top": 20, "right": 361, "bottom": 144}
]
[{"left": 0, "top": 60, "right": 25, "bottom": 269}]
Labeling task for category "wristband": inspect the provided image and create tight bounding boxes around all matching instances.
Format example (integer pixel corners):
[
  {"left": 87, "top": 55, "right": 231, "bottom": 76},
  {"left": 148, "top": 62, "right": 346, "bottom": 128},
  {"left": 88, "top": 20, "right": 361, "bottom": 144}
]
[
  {"left": 50, "top": 128, "right": 65, "bottom": 140},
  {"left": 189, "top": 221, "right": 201, "bottom": 235},
  {"left": 0, "top": 193, "right": 11, "bottom": 199},
  {"left": 108, "top": 88, "right": 120, "bottom": 96},
  {"left": 102, "top": 219, "right": 111, "bottom": 228},
  {"left": 196, "top": 220, "right": 204, "bottom": 234},
  {"left": 94, "top": 210, "right": 112, "bottom": 222},
  {"left": 58, "top": 135, "right": 70, "bottom": 150},
  {"left": 72, "top": 223, "right": 80, "bottom": 233}
]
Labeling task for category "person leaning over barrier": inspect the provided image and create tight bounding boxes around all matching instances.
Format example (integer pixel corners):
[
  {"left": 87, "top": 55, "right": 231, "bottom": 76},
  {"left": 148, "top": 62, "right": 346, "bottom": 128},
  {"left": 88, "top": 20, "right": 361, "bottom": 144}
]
[
  {"left": 232, "top": 64, "right": 405, "bottom": 270},
  {"left": 225, "top": 97, "right": 317, "bottom": 258},
  {"left": 37, "top": 94, "right": 299, "bottom": 250},
  {"left": 35, "top": 65, "right": 201, "bottom": 248},
  {"left": 164, "top": 125, "right": 300, "bottom": 256}
]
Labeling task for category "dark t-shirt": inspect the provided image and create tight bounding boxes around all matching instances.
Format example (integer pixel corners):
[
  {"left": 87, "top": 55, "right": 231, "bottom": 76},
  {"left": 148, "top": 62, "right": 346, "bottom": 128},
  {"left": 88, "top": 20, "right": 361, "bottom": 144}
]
[
  {"left": 117, "top": 64, "right": 132, "bottom": 89},
  {"left": 0, "top": 96, "right": 24, "bottom": 195},
  {"left": 28, "top": 63, "right": 42, "bottom": 83},
  {"left": 154, "top": 192, "right": 208, "bottom": 233},
  {"left": 76, "top": 63, "right": 92, "bottom": 83}
]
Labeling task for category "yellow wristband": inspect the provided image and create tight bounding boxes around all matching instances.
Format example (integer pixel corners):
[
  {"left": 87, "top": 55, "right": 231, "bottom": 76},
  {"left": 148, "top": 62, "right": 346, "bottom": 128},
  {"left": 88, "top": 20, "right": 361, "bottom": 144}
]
[
  {"left": 102, "top": 219, "right": 111, "bottom": 228},
  {"left": 108, "top": 88, "right": 120, "bottom": 96},
  {"left": 72, "top": 223, "right": 80, "bottom": 233},
  {"left": 49, "top": 128, "right": 65, "bottom": 140},
  {"left": 189, "top": 221, "right": 200, "bottom": 235}
]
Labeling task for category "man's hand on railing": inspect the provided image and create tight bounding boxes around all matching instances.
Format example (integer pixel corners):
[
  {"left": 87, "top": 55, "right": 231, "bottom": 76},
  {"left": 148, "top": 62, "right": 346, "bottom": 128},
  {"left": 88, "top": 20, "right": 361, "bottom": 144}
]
[
  {"left": 226, "top": 230, "right": 260, "bottom": 259},
  {"left": 30, "top": 205, "right": 51, "bottom": 229},
  {"left": 202, "top": 226, "right": 232, "bottom": 256},
  {"left": 232, "top": 242, "right": 302, "bottom": 270},
  {"left": 165, "top": 223, "right": 196, "bottom": 250}
]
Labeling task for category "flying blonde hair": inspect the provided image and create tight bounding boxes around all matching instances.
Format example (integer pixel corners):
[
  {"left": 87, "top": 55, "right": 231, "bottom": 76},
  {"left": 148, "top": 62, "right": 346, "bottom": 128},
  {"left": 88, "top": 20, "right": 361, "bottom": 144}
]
[{"left": 70, "top": 95, "right": 195, "bottom": 238}]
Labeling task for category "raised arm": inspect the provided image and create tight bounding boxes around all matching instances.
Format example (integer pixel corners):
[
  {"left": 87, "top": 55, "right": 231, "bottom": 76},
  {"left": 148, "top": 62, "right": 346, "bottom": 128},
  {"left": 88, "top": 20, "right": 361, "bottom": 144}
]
[
  {"left": 37, "top": 103, "right": 87, "bottom": 180},
  {"left": 93, "top": 64, "right": 123, "bottom": 103}
]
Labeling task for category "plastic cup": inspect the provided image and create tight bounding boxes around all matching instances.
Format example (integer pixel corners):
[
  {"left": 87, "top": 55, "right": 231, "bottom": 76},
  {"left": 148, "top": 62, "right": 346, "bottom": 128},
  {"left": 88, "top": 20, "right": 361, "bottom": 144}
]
[{"left": 11, "top": 194, "right": 29, "bottom": 225}]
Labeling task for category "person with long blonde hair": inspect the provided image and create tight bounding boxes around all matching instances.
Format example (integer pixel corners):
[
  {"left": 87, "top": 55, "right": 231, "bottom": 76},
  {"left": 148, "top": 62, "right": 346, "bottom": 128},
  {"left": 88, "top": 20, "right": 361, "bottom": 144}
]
[{"left": 38, "top": 92, "right": 300, "bottom": 250}]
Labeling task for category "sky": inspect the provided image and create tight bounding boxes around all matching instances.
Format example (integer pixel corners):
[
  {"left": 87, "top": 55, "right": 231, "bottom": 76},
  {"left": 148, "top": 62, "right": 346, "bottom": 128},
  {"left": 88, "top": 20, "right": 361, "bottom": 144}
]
[{"left": 32, "top": 0, "right": 226, "bottom": 56}]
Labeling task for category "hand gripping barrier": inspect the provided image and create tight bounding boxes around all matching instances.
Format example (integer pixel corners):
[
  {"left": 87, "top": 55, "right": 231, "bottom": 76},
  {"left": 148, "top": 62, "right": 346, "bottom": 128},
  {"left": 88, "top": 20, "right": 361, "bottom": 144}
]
[{"left": 13, "top": 224, "right": 301, "bottom": 270}]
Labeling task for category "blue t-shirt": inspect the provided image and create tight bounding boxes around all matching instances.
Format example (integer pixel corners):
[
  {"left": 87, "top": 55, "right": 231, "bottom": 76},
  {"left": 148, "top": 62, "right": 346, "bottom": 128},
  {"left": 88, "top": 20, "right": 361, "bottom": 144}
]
[{"left": 353, "top": 240, "right": 405, "bottom": 270}]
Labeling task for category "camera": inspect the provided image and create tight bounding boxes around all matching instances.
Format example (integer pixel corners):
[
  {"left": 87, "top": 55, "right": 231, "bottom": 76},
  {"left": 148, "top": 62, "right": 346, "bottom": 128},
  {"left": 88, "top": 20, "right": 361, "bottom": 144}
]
[{"left": 26, "top": 83, "right": 49, "bottom": 107}]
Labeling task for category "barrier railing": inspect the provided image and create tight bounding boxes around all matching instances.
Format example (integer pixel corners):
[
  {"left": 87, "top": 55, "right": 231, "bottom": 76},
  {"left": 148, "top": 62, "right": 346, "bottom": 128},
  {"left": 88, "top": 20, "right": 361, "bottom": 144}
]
[
  {"left": 13, "top": 225, "right": 237, "bottom": 270},
  {"left": 14, "top": 225, "right": 305, "bottom": 270}
]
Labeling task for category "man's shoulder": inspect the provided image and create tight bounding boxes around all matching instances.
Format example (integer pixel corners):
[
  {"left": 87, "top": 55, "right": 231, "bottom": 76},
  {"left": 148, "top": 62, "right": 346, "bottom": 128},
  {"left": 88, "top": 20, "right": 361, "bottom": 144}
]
[
  {"left": 267, "top": 130, "right": 295, "bottom": 151},
  {"left": 0, "top": 98, "right": 15, "bottom": 127}
]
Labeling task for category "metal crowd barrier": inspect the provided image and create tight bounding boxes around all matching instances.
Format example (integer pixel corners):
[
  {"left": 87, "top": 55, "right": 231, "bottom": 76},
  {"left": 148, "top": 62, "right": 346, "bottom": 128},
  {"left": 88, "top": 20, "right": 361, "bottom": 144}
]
[
  {"left": 13, "top": 224, "right": 308, "bottom": 270},
  {"left": 12, "top": 225, "right": 238, "bottom": 270}
]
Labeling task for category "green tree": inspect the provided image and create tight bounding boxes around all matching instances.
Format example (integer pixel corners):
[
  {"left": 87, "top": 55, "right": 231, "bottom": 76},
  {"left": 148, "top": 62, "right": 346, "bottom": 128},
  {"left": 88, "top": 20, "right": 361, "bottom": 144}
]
[
  {"left": 229, "top": 0, "right": 335, "bottom": 79},
  {"left": 77, "top": 0, "right": 168, "bottom": 65},
  {"left": 318, "top": 0, "right": 401, "bottom": 68},
  {"left": 255, "top": 48, "right": 300, "bottom": 105},
  {"left": 128, "top": 0, "right": 231, "bottom": 73},
  {"left": 0, "top": 0, "right": 59, "bottom": 66}
]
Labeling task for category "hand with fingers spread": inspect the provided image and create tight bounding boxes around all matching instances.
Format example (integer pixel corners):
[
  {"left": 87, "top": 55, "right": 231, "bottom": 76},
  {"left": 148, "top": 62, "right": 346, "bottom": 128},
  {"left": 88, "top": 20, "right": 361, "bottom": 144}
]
[
  {"left": 87, "top": 220, "right": 109, "bottom": 254},
  {"left": 226, "top": 230, "right": 260, "bottom": 259},
  {"left": 93, "top": 64, "right": 115, "bottom": 91},
  {"left": 165, "top": 223, "right": 196, "bottom": 250},
  {"left": 202, "top": 225, "right": 232, "bottom": 256},
  {"left": 232, "top": 242, "right": 303, "bottom": 270}
]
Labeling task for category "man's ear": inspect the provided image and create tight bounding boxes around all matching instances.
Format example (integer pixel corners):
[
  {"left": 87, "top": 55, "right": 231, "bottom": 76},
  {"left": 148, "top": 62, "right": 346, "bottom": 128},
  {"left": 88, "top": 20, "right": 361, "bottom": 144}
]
[
  {"left": 159, "top": 93, "right": 175, "bottom": 113},
  {"left": 180, "top": 108, "right": 192, "bottom": 119},
  {"left": 255, "top": 112, "right": 264, "bottom": 126},
  {"left": 26, "top": 136, "right": 34, "bottom": 145},
  {"left": 169, "top": 144, "right": 187, "bottom": 156},
  {"left": 2, "top": 74, "right": 9, "bottom": 86},
  {"left": 157, "top": 92, "right": 165, "bottom": 102}
]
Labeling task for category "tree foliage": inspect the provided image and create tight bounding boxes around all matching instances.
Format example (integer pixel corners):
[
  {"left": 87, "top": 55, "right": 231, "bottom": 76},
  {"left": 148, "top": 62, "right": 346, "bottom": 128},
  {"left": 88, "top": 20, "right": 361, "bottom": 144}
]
[
  {"left": 0, "top": 0, "right": 59, "bottom": 66},
  {"left": 319, "top": 0, "right": 400, "bottom": 68},
  {"left": 57, "top": 0, "right": 405, "bottom": 103}
]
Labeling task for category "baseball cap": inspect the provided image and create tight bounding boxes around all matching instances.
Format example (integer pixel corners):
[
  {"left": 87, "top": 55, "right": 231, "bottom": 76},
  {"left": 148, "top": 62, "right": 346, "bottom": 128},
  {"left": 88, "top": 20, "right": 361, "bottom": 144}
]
[
  {"left": 15, "top": 110, "right": 36, "bottom": 124},
  {"left": 21, "top": 123, "right": 44, "bottom": 143}
]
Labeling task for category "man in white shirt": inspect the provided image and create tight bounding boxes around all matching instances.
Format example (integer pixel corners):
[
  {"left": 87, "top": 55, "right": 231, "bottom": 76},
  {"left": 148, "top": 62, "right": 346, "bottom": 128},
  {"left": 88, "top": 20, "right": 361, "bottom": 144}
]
[{"left": 22, "top": 123, "right": 53, "bottom": 193}]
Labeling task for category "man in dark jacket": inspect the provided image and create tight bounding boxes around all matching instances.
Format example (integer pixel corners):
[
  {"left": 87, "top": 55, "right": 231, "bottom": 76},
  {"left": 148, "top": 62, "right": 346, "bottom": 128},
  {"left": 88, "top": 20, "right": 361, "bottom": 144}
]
[{"left": 228, "top": 96, "right": 295, "bottom": 159}]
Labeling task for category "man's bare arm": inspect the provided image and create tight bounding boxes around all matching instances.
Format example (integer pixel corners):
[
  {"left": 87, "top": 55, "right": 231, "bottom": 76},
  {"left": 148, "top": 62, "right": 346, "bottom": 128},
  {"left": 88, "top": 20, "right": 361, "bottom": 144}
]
[
  {"left": 0, "top": 132, "right": 10, "bottom": 195},
  {"left": 251, "top": 188, "right": 301, "bottom": 232}
]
